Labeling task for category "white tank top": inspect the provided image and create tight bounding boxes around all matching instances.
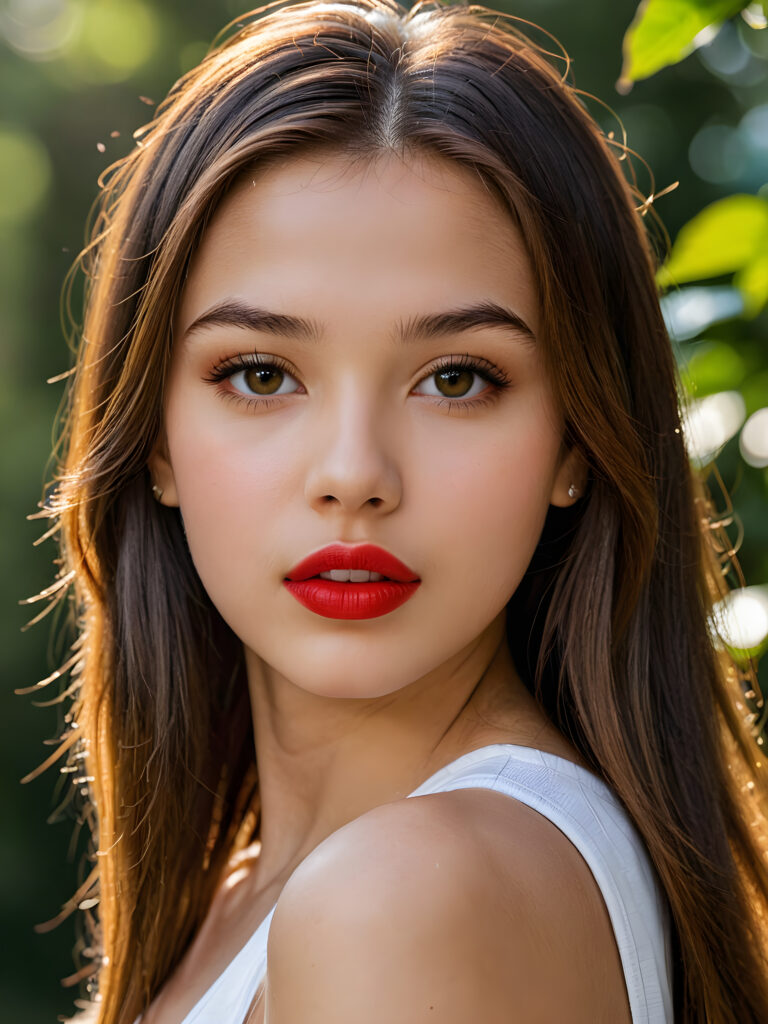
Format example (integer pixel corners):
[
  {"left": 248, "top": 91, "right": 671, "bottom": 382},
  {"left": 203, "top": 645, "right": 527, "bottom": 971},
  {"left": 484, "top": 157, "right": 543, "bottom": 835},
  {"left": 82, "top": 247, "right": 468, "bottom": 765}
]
[{"left": 171, "top": 743, "right": 675, "bottom": 1023}]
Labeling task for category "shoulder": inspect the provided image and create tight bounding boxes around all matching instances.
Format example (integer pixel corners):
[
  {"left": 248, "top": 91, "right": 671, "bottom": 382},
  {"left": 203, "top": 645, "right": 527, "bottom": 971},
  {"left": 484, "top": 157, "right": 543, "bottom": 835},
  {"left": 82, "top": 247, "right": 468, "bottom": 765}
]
[{"left": 264, "top": 789, "right": 631, "bottom": 1023}]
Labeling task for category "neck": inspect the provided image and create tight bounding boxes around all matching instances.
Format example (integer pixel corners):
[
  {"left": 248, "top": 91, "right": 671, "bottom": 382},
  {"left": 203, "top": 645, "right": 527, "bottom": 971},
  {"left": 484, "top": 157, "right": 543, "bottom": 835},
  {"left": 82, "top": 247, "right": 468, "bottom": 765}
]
[{"left": 243, "top": 613, "right": 547, "bottom": 890}]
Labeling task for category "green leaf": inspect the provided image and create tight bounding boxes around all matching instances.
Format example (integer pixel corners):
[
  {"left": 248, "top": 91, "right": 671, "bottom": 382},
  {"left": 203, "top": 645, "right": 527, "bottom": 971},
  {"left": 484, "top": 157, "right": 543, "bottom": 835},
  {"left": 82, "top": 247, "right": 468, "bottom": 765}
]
[
  {"left": 736, "top": 253, "right": 768, "bottom": 317},
  {"left": 657, "top": 194, "right": 768, "bottom": 288},
  {"left": 742, "top": 370, "right": 768, "bottom": 416},
  {"left": 619, "top": 0, "right": 745, "bottom": 88},
  {"left": 681, "top": 340, "right": 747, "bottom": 396}
]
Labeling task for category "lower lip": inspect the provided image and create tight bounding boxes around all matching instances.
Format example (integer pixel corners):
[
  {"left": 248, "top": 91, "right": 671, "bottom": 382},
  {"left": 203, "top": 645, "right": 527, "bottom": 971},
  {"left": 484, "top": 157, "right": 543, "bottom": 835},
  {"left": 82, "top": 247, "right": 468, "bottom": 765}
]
[{"left": 283, "top": 578, "right": 421, "bottom": 619}]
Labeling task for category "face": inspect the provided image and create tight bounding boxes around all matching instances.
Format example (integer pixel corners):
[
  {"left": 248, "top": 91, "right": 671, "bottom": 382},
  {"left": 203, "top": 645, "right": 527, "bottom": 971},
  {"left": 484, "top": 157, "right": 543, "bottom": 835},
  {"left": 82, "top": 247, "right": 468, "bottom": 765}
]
[{"left": 151, "top": 149, "right": 584, "bottom": 699}]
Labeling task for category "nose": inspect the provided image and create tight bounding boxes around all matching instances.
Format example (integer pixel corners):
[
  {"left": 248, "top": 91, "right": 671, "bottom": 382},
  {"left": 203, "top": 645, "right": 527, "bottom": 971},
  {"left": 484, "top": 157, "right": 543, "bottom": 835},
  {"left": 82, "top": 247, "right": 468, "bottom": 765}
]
[{"left": 303, "top": 396, "right": 402, "bottom": 518}]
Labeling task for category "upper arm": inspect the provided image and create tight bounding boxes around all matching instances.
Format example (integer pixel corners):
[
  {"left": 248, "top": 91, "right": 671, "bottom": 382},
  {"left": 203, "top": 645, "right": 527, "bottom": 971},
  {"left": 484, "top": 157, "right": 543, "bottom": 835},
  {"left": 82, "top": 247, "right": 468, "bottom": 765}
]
[{"left": 263, "top": 790, "right": 631, "bottom": 1023}]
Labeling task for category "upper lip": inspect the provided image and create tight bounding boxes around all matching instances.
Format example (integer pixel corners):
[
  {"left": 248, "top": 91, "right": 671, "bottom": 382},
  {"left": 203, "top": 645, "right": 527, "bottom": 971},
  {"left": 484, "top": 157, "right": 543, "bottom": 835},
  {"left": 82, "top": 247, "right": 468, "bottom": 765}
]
[{"left": 285, "top": 543, "right": 420, "bottom": 582}]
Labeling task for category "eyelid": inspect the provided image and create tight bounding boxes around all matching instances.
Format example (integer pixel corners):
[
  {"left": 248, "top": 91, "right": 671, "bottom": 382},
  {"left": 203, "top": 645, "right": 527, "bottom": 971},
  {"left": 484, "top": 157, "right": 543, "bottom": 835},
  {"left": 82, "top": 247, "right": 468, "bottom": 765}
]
[
  {"left": 202, "top": 352, "right": 302, "bottom": 388},
  {"left": 203, "top": 351, "right": 512, "bottom": 407},
  {"left": 202, "top": 351, "right": 298, "bottom": 378},
  {"left": 413, "top": 353, "right": 512, "bottom": 393}
]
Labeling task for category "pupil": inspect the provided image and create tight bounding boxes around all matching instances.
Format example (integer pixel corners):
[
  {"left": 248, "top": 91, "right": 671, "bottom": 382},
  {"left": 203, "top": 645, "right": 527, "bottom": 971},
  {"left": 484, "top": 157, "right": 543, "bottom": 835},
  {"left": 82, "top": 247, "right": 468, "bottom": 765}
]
[
  {"left": 436, "top": 369, "right": 473, "bottom": 397},
  {"left": 244, "top": 366, "right": 282, "bottom": 395}
]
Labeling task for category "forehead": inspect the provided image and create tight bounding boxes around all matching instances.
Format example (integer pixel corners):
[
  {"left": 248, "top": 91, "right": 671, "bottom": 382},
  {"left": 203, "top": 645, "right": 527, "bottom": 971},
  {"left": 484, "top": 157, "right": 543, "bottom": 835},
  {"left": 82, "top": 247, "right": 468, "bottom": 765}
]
[{"left": 176, "top": 149, "right": 537, "bottom": 338}]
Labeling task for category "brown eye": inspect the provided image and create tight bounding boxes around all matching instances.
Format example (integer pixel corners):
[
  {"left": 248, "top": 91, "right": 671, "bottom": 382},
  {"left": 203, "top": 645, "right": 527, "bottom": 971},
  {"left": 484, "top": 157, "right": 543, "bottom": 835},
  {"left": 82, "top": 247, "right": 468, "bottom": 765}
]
[
  {"left": 243, "top": 366, "right": 284, "bottom": 395},
  {"left": 228, "top": 362, "right": 300, "bottom": 398},
  {"left": 434, "top": 368, "right": 475, "bottom": 397},
  {"left": 413, "top": 363, "right": 489, "bottom": 401}
]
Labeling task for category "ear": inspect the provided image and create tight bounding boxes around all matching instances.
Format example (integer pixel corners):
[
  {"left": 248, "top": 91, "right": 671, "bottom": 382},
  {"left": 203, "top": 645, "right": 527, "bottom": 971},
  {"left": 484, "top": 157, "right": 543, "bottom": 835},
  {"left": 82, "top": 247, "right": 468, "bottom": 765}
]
[
  {"left": 549, "top": 442, "right": 589, "bottom": 509},
  {"left": 147, "top": 430, "right": 180, "bottom": 507}
]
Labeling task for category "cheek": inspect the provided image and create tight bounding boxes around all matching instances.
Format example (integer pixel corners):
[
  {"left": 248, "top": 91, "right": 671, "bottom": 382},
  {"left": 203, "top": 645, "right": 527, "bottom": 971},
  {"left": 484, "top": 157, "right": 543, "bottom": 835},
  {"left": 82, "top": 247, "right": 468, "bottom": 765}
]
[
  {"left": 412, "top": 410, "right": 561, "bottom": 603},
  {"left": 163, "top": 394, "right": 297, "bottom": 603},
  {"left": 162, "top": 368, "right": 564, "bottom": 679}
]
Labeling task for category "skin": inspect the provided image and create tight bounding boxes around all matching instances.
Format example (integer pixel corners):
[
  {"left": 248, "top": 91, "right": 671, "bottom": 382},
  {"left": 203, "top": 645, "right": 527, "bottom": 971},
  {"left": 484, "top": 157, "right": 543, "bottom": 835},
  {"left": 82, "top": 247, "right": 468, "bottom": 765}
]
[
  {"left": 265, "top": 790, "right": 631, "bottom": 1023},
  {"left": 145, "top": 149, "right": 622, "bottom": 1022}
]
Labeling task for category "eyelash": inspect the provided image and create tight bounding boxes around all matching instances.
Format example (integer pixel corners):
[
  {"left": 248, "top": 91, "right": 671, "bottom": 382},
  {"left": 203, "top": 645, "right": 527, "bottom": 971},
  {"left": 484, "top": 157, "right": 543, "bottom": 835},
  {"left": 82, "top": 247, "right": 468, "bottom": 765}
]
[{"left": 202, "top": 351, "right": 513, "bottom": 412}]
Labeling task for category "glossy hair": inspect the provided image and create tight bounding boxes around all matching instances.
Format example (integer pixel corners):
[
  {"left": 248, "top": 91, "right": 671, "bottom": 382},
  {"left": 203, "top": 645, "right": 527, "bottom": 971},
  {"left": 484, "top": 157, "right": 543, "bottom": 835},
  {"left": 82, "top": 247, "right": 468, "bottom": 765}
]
[{"left": 27, "top": 1, "right": 768, "bottom": 1021}]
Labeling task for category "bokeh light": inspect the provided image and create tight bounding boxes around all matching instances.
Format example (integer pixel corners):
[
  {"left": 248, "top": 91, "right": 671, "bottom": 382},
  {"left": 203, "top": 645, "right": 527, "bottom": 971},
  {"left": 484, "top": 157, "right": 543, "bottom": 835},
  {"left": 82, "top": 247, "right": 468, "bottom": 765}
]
[
  {"left": 698, "top": 17, "right": 765, "bottom": 84},
  {"left": 712, "top": 586, "right": 768, "bottom": 657},
  {"left": 661, "top": 285, "right": 744, "bottom": 341},
  {"left": 689, "top": 19, "right": 767, "bottom": 188},
  {"left": 1, "top": 0, "right": 162, "bottom": 83},
  {"left": 742, "top": 3, "right": 768, "bottom": 30},
  {"left": 72, "top": 0, "right": 161, "bottom": 83},
  {"left": 680, "top": 390, "right": 746, "bottom": 465},
  {"left": 740, "top": 103, "right": 768, "bottom": 153},
  {"left": 0, "top": 125, "right": 52, "bottom": 225},
  {"left": 689, "top": 123, "right": 749, "bottom": 184},
  {"left": 740, "top": 407, "right": 768, "bottom": 468},
  {"left": 0, "top": 0, "right": 81, "bottom": 61}
]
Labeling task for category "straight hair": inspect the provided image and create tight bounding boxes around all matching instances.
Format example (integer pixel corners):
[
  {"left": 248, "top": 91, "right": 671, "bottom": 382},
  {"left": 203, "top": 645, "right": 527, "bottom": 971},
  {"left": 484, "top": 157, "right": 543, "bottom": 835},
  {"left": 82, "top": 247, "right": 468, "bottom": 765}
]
[{"left": 27, "top": 2, "right": 768, "bottom": 1021}]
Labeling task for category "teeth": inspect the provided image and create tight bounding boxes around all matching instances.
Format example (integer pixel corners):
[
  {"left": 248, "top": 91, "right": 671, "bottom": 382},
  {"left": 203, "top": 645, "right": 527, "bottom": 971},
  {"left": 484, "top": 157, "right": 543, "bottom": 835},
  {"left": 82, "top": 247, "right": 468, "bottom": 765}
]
[{"left": 318, "top": 570, "right": 386, "bottom": 582}]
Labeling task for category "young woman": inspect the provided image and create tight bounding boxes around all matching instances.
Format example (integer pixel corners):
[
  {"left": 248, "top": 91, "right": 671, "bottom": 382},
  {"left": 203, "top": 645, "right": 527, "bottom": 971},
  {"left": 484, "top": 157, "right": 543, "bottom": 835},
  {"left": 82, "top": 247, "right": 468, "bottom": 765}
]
[{"left": 29, "top": 0, "right": 768, "bottom": 1021}]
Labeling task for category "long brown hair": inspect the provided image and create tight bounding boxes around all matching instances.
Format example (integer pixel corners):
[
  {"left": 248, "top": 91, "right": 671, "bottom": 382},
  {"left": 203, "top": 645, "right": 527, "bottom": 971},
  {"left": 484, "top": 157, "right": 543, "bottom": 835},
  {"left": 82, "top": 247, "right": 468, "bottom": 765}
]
[{"left": 26, "top": 1, "right": 768, "bottom": 1020}]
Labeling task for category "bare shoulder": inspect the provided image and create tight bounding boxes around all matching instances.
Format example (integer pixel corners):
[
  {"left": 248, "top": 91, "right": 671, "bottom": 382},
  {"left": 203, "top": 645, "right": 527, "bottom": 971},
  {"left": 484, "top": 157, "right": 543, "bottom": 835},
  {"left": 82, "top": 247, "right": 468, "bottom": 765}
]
[{"left": 264, "top": 789, "right": 631, "bottom": 1023}]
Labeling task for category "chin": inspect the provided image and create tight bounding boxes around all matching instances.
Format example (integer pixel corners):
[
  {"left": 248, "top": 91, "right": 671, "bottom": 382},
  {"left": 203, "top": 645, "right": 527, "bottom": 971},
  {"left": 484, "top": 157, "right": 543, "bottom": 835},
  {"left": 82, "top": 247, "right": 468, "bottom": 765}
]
[
  {"left": 291, "top": 666, "right": 414, "bottom": 701},
  {"left": 249, "top": 645, "right": 426, "bottom": 701}
]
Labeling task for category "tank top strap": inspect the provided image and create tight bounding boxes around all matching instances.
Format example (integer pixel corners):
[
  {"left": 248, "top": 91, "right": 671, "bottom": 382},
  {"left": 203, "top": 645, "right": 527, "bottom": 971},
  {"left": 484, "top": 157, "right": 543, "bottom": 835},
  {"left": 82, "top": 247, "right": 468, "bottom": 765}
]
[
  {"left": 406, "top": 743, "right": 674, "bottom": 1024},
  {"left": 149, "top": 742, "right": 674, "bottom": 1024}
]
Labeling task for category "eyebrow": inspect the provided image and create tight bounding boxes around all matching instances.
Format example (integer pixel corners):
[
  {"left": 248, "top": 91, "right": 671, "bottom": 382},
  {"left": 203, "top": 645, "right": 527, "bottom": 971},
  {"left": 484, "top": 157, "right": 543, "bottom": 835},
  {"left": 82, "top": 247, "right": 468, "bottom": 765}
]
[{"left": 182, "top": 299, "right": 536, "bottom": 347}]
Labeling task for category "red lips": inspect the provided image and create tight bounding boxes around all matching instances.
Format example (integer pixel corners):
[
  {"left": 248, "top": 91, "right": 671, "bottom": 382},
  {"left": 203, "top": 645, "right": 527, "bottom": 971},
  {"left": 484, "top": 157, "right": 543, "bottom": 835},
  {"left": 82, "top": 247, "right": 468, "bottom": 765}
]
[
  {"left": 283, "top": 543, "right": 420, "bottom": 620},
  {"left": 285, "top": 543, "right": 419, "bottom": 583}
]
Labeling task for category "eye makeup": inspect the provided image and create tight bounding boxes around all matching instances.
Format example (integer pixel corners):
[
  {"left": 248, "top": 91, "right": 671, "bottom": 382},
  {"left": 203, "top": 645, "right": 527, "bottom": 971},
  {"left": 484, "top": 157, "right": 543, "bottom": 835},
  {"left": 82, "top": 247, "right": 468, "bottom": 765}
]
[{"left": 201, "top": 350, "right": 513, "bottom": 412}]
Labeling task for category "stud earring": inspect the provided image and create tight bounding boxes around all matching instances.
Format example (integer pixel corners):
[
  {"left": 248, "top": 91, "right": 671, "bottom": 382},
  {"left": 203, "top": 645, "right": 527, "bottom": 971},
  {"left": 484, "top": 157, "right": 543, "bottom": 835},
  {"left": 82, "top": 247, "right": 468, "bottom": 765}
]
[
  {"left": 567, "top": 483, "right": 579, "bottom": 499},
  {"left": 151, "top": 484, "right": 164, "bottom": 502}
]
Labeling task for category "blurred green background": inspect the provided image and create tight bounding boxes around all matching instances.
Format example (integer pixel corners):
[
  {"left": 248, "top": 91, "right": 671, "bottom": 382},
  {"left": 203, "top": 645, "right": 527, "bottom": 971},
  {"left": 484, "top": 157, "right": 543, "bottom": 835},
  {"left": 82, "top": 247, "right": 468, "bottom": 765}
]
[{"left": 2, "top": 0, "right": 767, "bottom": 1020}]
